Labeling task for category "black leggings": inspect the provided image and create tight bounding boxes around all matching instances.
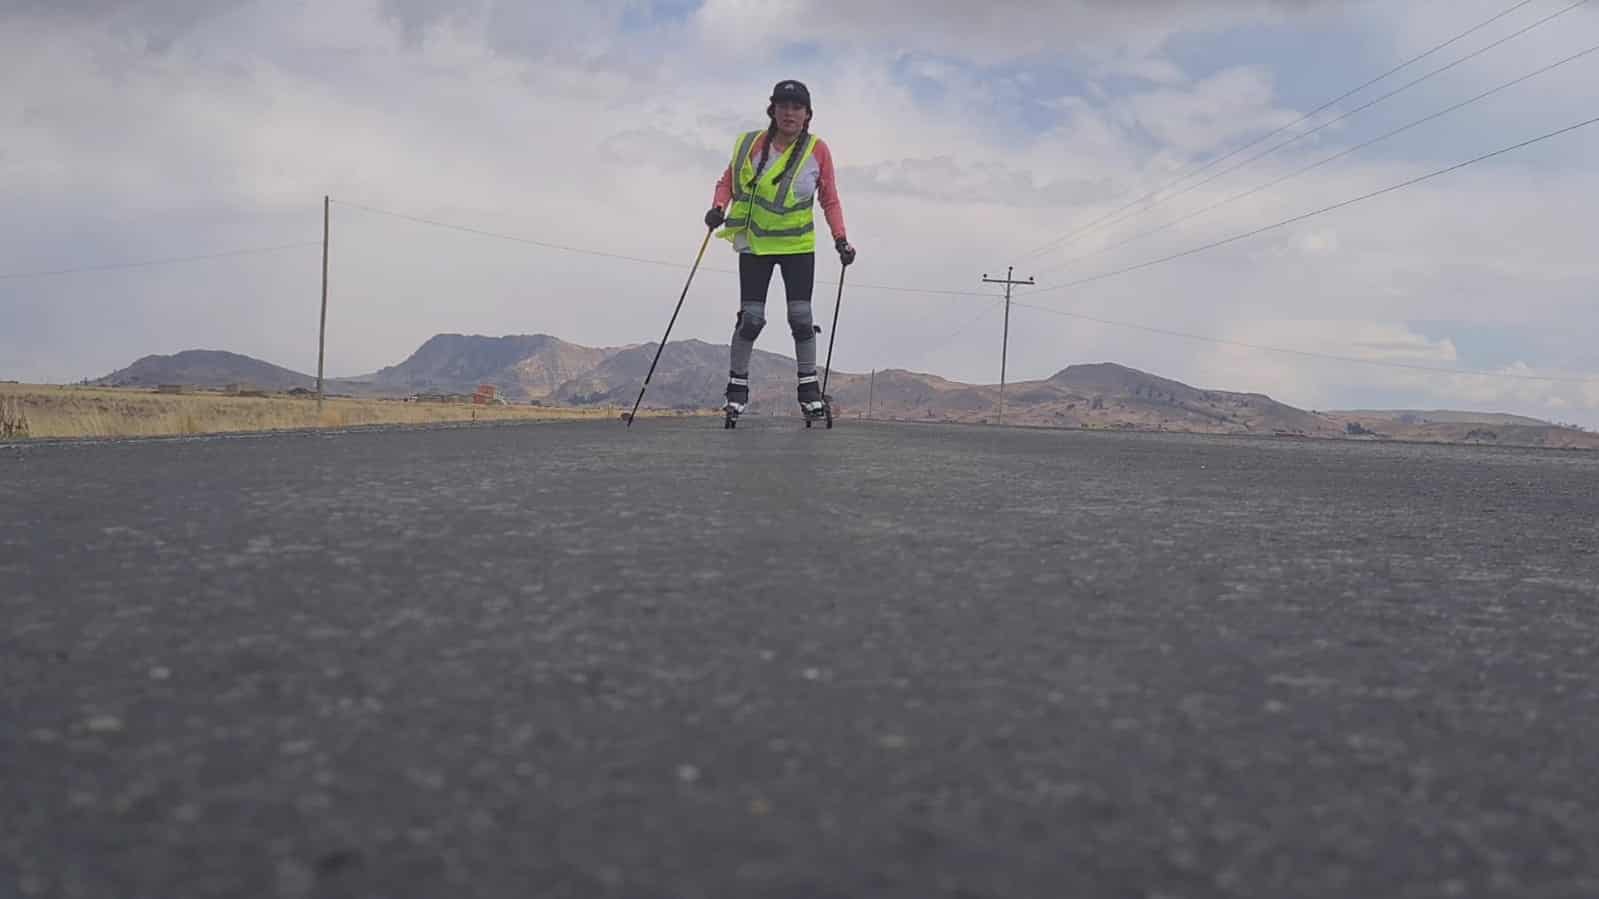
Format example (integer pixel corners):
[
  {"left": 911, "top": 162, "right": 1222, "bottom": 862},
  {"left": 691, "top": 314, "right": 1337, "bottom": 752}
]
[
  {"left": 739, "top": 251, "right": 815, "bottom": 307},
  {"left": 731, "top": 252, "right": 817, "bottom": 376}
]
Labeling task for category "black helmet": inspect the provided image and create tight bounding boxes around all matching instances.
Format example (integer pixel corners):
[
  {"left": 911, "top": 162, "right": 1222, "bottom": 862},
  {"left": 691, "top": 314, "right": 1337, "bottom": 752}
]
[{"left": 769, "top": 79, "right": 812, "bottom": 110}]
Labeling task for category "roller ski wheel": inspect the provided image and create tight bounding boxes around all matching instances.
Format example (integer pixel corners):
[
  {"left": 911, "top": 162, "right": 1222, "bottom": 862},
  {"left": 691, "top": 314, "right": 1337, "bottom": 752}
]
[{"left": 722, "top": 401, "right": 745, "bottom": 430}]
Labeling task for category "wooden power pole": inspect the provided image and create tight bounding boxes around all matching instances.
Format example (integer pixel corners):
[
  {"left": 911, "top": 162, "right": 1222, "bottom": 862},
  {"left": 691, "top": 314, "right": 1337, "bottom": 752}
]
[
  {"left": 981, "top": 266, "right": 1034, "bottom": 426},
  {"left": 317, "top": 195, "right": 330, "bottom": 406}
]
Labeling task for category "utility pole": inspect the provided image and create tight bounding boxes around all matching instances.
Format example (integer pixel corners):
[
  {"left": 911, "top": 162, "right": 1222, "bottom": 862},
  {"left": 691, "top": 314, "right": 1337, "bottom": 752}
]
[
  {"left": 981, "top": 266, "right": 1034, "bottom": 426},
  {"left": 317, "top": 195, "right": 330, "bottom": 407},
  {"left": 867, "top": 368, "right": 875, "bottom": 420}
]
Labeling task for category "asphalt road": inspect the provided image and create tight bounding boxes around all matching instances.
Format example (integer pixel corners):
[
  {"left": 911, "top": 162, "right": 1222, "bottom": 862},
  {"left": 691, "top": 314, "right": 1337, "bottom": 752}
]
[{"left": 4, "top": 418, "right": 1598, "bottom": 899}]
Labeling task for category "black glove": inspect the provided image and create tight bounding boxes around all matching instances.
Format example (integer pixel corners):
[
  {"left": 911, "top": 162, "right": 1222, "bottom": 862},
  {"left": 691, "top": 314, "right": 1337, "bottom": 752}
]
[
  {"left": 704, "top": 207, "right": 725, "bottom": 229},
  {"left": 835, "top": 236, "right": 857, "bottom": 267}
]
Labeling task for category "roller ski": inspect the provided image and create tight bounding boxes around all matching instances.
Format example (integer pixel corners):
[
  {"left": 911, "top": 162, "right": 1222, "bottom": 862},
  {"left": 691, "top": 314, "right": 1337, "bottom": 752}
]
[
  {"left": 723, "top": 373, "right": 749, "bottom": 430},
  {"left": 801, "top": 396, "right": 833, "bottom": 429},
  {"left": 798, "top": 373, "right": 832, "bottom": 429}
]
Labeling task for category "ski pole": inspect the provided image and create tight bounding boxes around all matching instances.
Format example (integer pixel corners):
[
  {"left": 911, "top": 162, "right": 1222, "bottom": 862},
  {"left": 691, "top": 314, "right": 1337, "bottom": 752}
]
[
  {"left": 626, "top": 226, "right": 714, "bottom": 427},
  {"left": 821, "top": 262, "right": 846, "bottom": 397}
]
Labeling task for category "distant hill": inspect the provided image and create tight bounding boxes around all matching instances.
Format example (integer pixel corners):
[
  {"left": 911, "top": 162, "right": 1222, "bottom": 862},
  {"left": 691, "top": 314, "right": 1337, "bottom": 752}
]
[
  {"left": 94, "top": 350, "right": 315, "bottom": 391},
  {"left": 1329, "top": 409, "right": 1553, "bottom": 427},
  {"left": 551, "top": 339, "right": 800, "bottom": 411},
  {"left": 341, "top": 333, "right": 615, "bottom": 400},
  {"left": 87, "top": 335, "right": 1599, "bottom": 449},
  {"left": 819, "top": 362, "right": 1338, "bottom": 436},
  {"left": 1322, "top": 411, "right": 1598, "bottom": 449}
]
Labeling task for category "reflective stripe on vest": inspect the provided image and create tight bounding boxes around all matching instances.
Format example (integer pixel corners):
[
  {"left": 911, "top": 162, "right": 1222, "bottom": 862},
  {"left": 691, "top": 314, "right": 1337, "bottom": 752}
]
[{"left": 718, "top": 130, "right": 819, "bottom": 254}]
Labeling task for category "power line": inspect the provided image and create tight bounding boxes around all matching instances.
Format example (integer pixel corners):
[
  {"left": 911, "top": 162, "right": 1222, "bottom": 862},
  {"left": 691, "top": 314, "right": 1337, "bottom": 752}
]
[
  {"left": 335, "top": 111, "right": 1599, "bottom": 392},
  {"left": 332, "top": 198, "right": 991, "bottom": 299},
  {"left": 1008, "top": 299, "right": 1599, "bottom": 384},
  {"left": 890, "top": 298, "right": 1006, "bottom": 371},
  {"left": 1017, "top": 0, "right": 1549, "bottom": 262},
  {"left": 934, "top": 298, "right": 1005, "bottom": 347},
  {"left": 1035, "top": 39, "right": 1599, "bottom": 277},
  {"left": 1031, "top": 0, "right": 1591, "bottom": 274},
  {"left": 332, "top": 199, "right": 696, "bottom": 271},
  {"left": 1022, "top": 113, "right": 1599, "bottom": 298},
  {"left": 0, "top": 242, "right": 321, "bottom": 281}
]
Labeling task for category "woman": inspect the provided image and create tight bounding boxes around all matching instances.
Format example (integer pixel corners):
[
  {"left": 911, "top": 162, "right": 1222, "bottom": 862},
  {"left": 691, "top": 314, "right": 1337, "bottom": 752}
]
[{"left": 705, "top": 79, "right": 856, "bottom": 421}]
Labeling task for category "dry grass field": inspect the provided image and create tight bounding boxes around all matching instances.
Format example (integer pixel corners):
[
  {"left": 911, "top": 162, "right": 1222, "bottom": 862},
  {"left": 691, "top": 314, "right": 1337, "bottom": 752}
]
[{"left": 0, "top": 384, "right": 666, "bottom": 440}]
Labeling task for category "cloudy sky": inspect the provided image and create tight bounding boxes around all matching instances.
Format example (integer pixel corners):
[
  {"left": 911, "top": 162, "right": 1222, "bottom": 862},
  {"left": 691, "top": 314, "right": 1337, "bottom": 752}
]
[{"left": 4, "top": 0, "right": 1598, "bottom": 422}]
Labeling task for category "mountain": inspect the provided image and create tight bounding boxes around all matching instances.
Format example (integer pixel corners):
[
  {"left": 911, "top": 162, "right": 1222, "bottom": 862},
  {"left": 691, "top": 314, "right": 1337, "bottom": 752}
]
[
  {"left": 342, "top": 333, "right": 615, "bottom": 399},
  {"left": 87, "top": 335, "right": 1599, "bottom": 449},
  {"left": 551, "top": 339, "right": 799, "bottom": 411},
  {"left": 820, "top": 368, "right": 995, "bottom": 419},
  {"left": 1328, "top": 409, "right": 1553, "bottom": 427},
  {"left": 95, "top": 350, "right": 315, "bottom": 391},
  {"left": 1320, "top": 411, "right": 1599, "bottom": 449},
  {"left": 817, "top": 362, "right": 1338, "bottom": 435},
  {"left": 1043, "top": 363, "right": 1334, "bottom": 434}
]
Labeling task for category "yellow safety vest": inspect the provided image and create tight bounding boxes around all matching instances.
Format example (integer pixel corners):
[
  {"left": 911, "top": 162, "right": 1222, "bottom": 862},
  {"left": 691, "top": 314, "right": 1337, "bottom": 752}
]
[{"left": 718, "top": 130, "right": 819, "bottom": 255}]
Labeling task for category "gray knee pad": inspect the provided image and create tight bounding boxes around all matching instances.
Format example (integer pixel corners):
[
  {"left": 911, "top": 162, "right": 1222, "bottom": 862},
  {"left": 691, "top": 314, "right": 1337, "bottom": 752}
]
[
  {"left": 736, "top": 311, "right": 766, "bottom": 340},
  {"left": 789, "top": 313, "right": 816, "bottom": 341}
]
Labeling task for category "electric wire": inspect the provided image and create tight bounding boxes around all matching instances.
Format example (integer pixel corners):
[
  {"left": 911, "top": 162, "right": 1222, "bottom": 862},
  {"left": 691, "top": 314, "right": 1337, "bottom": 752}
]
[
  {"left": 331, "top": 199, "right": 993, "bottom": 299},
  {"left": 0, "top": 242, "right": 321, "bottom": 281},
  {"left": 1031, "top": 0, "right": 1591, "bottom": 274},
  {"left": 1033, "top": 40, "right": 1599, "bottom": 277},
  {"left": 1022, "top": 114, "right": 1599, "bottom": 299},
  {"left": 1017, "top": 0, "right": 1571, "bottom": 262},
  {"left": 331, "top": 110, "right": 1599, "bottom": 388}
]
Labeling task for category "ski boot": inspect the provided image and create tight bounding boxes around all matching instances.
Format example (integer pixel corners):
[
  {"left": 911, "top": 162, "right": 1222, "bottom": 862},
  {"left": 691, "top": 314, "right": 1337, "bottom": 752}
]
[
  {"left": 797, "top": 373, "right": 833, "bottom": 429},
  {"left": 723, "top": 373, "right": 749, "bottom": 430}
]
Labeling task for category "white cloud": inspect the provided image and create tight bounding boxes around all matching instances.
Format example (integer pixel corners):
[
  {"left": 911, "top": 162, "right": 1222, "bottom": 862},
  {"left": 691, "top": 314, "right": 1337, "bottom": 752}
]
[
  {"left": 1117, "top": 66, "right": 1300, "bottom": 154},
  {"left": 694, "top": 0, "right": 1338, "bottom": 64}
]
